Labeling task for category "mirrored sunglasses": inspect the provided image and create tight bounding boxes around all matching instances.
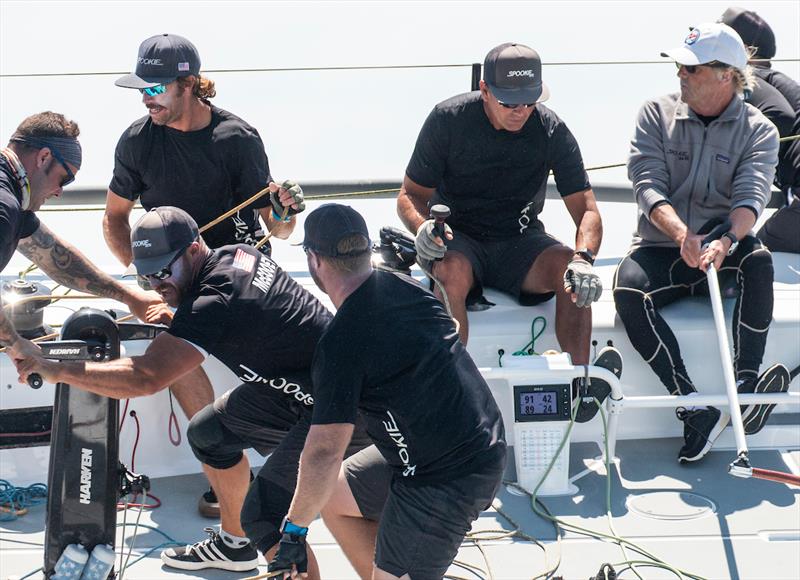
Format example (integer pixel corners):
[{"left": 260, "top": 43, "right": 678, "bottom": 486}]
[{"left": 139, "top": 84, "right": 168, "bottom": 97}]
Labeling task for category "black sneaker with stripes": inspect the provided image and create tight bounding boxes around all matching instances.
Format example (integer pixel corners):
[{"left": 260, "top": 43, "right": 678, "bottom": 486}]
[{"left": 161, "top": 527, "right": 258, "bottom": 571}]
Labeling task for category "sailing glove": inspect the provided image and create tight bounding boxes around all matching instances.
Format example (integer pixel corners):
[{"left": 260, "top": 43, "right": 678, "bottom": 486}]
[
  {"left": 268, "top": 532, "right": 308, "bottom": 575},
  {"left": 563, "top": 257, "right": 602, "bottom": 308},
  {"left": 270, "top": 179, "right": 305, "bottom": 220},
  {"left": 415, "top": 219, "right": 452, "bottom": 262}
]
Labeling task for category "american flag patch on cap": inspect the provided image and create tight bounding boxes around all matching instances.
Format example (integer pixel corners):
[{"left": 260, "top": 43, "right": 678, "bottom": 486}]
[
  {"left": 233, "top": 248, "right": 256, "bottom": 272},
  {"left": 178, "top": 62, "right": 190, "bottom": 71}
]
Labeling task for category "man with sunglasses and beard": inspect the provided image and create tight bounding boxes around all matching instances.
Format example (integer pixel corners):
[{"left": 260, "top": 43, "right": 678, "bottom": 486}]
[
  {"left": 398, "top": 42, "right": 617, "bottom": 424},
  {"left": 1, "top": 112, "right": 161, "bottom": 363},
  {"left": 15, "top": 206, "right": 370, "bottom": 573},
  {"left": 107, "top": 33, "right": 305, "bottom": 518},
  {"left": 613, "top": 23, "right": 783, "bottom": 464}
]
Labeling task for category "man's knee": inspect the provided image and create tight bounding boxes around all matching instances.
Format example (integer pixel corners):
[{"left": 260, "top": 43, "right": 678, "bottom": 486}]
[
  {"left": 526, "top": 245, "right": 573, "bottom": 293},
  {"left": 432, "top": 252, "right": 474, "bottom": 297},
  {"left": 613, "top": 287, "right": 647, "bottom": 326},
  {"left": 241, "top": 476, "right": 294, "bottom": 553},
  {"left": 739, "top": 242, "right": 774, "bottom": 279},
  {"left": 187, "top": 405, "right": 244, "bottom": 469}
]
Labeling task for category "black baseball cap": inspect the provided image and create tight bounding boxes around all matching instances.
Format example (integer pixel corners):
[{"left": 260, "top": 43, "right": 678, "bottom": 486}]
[
  {"left": 299, "top": 204, "right": 371, "bottom": 257},
  {"left": 483, "top": 42, "right": 550, "bottom": 105},
  {"left": 719, "top": 7, "right": 776, "bottom": 60},
  {"left": 127, "top": 206, "right": 199, "bottom": 276},
  {"left": 115, "top": 33, "right": 201, "bottom": 89}
]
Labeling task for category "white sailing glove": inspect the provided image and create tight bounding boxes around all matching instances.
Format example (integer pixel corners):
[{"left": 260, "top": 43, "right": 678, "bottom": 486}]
[
  {"left": 563, "top": 257, "right": 602, "bottom": 308},
  {"left": 415, "top": 219, "right": 451, "bottom": 263}
]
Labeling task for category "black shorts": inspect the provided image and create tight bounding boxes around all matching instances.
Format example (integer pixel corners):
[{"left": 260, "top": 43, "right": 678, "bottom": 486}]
[
  {"left": 344, "top": 445, "right": 505, "bottom": 579},
  {"left": 190, "top": 380, "right": 372, "bottom": 552},
  {"left": 446, "top": 227, "right": 563, "bottom": 305}
]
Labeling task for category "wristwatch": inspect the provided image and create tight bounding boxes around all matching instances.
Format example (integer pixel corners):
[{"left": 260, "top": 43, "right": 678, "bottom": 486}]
[
  {"left": 574, "top": 248, "right": 595, "bottom": 265},
  {"left": 722, "top": 232, "right": 739, "bottom": 255}
]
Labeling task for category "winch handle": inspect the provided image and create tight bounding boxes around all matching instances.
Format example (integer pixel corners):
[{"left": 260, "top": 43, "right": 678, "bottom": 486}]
[
  {"left": 429, "top": 204, "right": 451, "bottom": 246},
  {"left": 27, "top": 373, "right": 43, "bottom": 389}
]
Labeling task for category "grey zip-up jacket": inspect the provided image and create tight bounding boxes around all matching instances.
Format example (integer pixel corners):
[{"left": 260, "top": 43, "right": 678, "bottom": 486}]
[{"left": 628, "top": 92, "right": 779, "bottom": 248}]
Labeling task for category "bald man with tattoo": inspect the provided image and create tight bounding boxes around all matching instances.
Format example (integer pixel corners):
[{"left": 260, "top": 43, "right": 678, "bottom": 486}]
[{"left": 1, "top": 112, "right": 161, "bottom": 361}]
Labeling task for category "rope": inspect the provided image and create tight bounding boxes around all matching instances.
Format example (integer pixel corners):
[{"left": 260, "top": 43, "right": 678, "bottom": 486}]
[
  {"left": 0, "top": 480, "right": 47, "bottom": 521},
  {"left": 34, "top": 136, "right": 797, "bottom": 218},
  {"left": 1, "top": 57, "right": 796, "bottom": 79}
]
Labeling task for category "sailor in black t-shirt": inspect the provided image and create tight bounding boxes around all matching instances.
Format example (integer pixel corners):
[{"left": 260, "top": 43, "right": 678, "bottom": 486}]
[
  {"left": 269, "top": 204, "right": 506, "bottom": 580},
  {"left": 2, "top": 112, "right": 161, "bottom": 364},
  {"left": 106, "top": 34, "right": 305, "bottom": 265},
  {"left": 106, "top": 34, "right": 307, "bottom": 517},
  {"left": 398, "top": 43, "right": 604, "bottom": 365},
  {"left": 16, "top": 206, "right": 370, "bottom": 574}
]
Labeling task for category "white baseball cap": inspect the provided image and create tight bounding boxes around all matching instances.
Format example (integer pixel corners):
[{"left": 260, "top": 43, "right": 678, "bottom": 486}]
[{"left": 661, "top": 22, "right": 748, "bottom": 69}]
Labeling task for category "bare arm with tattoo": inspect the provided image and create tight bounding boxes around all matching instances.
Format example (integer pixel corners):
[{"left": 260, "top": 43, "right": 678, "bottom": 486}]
[{"left": 16, "top": 222, "right": 163, "bottom": 320}]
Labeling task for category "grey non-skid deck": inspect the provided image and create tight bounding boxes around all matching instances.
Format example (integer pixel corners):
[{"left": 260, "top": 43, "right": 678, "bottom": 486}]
[{"left": 2, "top": 439, "right": 798, "bottom": 580}]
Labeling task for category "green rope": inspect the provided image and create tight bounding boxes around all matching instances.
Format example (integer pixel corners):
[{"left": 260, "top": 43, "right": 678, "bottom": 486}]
[{"left": 513, "top": 316, "right": 547, "bottom": 357}]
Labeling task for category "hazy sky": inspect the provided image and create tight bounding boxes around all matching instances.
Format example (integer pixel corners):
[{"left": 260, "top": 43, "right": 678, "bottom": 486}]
[{"left": 1, "top": 1, "right": 798, "bottom": 189}]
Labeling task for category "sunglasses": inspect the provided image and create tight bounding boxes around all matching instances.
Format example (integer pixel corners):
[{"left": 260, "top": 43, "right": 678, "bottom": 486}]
[
  {"left": 677, "top": 61, "right": 729, "bottom": 74},
  {"left": 48, "top": 146, "right": 75, "bottom": 187},
  {"left": 498, "top": 101, "right": 537, "bottom": 110},
  {"left": 139, "top": 84, "right": 168, "bottom": 97},
  {"left": 144, "top": 246, "right": 189, "bottom": 281}
]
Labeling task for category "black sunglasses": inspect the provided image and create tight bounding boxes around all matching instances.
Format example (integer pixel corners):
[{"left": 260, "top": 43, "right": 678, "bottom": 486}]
[
  {"left": 48, "top": 145, "right": 76, "bottom": 187},
  {"left": 498, "top": 101, "right": 537, "bottom": 109},
  {"left": 144, "top": 246, "right": 189, "bottom": 281},
  {"left": 677, "top": 61, "right": 729, "bottom": 74}
]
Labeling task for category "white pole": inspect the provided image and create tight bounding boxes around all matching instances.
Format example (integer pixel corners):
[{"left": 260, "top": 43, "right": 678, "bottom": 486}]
[{"left": 706, "top": 264, "right": 749, "bottom": 457}]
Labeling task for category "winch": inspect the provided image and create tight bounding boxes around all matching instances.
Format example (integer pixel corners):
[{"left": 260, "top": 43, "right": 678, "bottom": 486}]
[{"left": 1, "top": 279, "right": 53, "bottom": 339}]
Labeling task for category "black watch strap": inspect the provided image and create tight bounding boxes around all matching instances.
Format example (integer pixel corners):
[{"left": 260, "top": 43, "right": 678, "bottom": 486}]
[
  {"left": 722, "top": 231, "right": 738, "bottom": 245},
  {"left": 574, "top": 248, "right": 595, "bottom": 265}
]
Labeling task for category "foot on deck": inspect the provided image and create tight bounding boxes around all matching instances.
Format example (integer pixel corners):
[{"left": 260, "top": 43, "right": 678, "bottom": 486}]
[
  {"left": 677, "top": 406, "right": 729, "bottom": 463},
  {"left": 573, "top": 346, "right": 623, "bottom": 424},
  {"left": 161, "top": 527, "right": 258, "bottom": 571},
  {"left": 739, "top": 364, "right": 791, "bottom": 435}
]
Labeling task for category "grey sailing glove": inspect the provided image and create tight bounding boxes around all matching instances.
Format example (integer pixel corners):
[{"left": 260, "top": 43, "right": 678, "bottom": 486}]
[
  {"left": 415, "top": 219, "right": 452, "bottom": 262},
  {"left": 563, "top": 257, "right": 602, "bottom": 308},
  {"left": 270, "top": 179, "right": 305, "bottom": 219}
]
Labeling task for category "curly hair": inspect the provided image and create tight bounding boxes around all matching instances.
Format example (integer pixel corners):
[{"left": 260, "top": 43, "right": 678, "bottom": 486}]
[{"left": 177, "top": 75, "right": 217, "bottom": 100}]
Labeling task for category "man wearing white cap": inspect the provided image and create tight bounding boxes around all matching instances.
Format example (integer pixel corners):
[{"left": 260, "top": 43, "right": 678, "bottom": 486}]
[{"left": 614, "top": 23, "right": 785, "bottom": 463}]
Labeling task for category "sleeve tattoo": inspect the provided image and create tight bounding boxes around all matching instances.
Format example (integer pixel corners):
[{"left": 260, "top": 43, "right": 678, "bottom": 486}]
[{"left": 16, "top": 223, "right": 126, "bottom": 302}]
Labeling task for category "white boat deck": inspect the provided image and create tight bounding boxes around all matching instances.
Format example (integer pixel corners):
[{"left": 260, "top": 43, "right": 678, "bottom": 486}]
[
  {"left": 2, "top": 441, "right": 799, "bottom": 579},
  {"left": 1, "top": 198, "right": 799, "bottom": 579}
]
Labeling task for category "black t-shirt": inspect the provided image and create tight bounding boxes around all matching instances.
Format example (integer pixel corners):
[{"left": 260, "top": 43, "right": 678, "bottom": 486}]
[
  {"left": 311, "top": 270, "right": 506, "bottom": 485},
  {"left": 110, "top": 106, "right": 272, "bottom": 249},
  {"left": 169, "top": 245, "right": 332, "bottom": 414},
  {"left": 0, "top": 157, "right": 39, "bottom": 272},
  {"left": 405, "top": 91, "right": 591, "bottom": 240},
  {"left": 753, "top": 67, "right": 800, "bottom": 191}
]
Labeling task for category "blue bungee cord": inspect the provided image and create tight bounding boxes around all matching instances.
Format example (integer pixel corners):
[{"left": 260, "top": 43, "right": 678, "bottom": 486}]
[{"left": 0, "top": 480, "right": 47, "bottom": 521}]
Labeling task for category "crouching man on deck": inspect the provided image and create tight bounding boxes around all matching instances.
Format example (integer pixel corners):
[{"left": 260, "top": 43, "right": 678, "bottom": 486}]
[
  {"left": 613, "top": 23, "right": 783, "bottom": 464},
  {"left": 15, "top": 206, "right": 370, "bottom": 574},
  {"left": 268, "top": 204, "right": 506, "bottom": 579}
]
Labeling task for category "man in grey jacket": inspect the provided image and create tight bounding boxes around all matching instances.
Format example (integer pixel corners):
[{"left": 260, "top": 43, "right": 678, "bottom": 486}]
[{"left": 613, "top": 22, "right": 781, "bottom": 463}]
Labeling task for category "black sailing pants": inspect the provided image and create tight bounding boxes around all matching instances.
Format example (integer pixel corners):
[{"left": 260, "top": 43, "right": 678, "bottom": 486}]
[{"left": 613, "top": 237, "right": 774, "bottom": 395}]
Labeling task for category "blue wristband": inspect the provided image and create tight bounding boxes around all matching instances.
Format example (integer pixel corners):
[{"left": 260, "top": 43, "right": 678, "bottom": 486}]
[
  {"left": 272, "top": 209, "right": 291, "bottom": 222},
  {"left": 281, "top": 517, "right": 308, "bottom": 536}
]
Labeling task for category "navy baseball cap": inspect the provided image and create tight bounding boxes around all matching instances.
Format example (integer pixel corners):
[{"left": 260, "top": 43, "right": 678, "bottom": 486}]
[
  {"left": 483, "top": 43, "right": 550, "bottom": 105},
  {"left": 116, "top": 33, "right": 201, "bottom": 89},
  {"left": 127, "top": 206, "right": 199, "bottom": 276},
  {"left": 299, "top": 204, "right": 371, "bottom": 257},
  {"left": 720, "top": 7, "right": 776, "bottom": 60}
]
